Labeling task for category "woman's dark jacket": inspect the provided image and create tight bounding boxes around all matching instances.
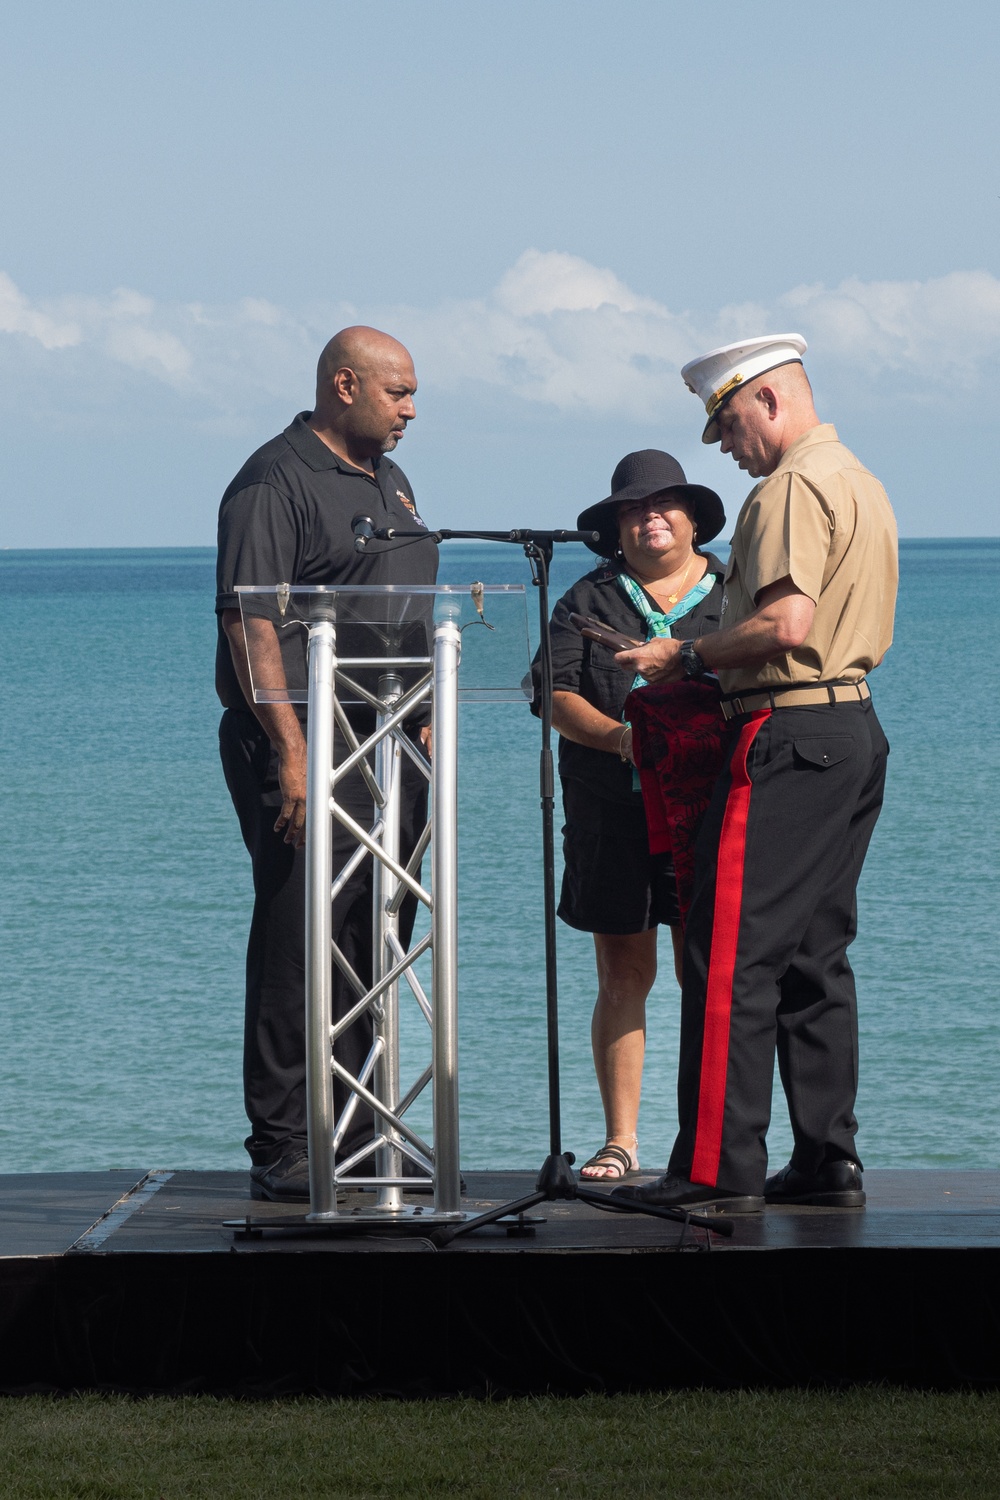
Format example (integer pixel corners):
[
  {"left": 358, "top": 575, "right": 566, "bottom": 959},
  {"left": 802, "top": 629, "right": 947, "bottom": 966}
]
[{"left": 529, "top": 552, "right": 725, "bottom": 806}]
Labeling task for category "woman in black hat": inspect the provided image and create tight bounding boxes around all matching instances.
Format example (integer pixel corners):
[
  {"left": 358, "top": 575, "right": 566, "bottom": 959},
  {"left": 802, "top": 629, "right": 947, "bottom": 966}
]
[{"left": 531, "top": 450, "right": 726, "bottom": 1180}]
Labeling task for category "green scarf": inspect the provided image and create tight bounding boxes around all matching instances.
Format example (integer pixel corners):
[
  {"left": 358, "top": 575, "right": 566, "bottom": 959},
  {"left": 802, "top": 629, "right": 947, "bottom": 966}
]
[{"left": 616, "top": 570, "right": 714, "bottom": 690}]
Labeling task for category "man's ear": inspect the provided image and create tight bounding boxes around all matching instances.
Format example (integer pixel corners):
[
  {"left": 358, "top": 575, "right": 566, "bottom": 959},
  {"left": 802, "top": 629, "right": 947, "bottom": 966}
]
[
  {"left": 331, "top": 365, "right": 358, "bottom": 405},
  {"left": 756, "top": 383, "right": 780, "bottom": 420}
]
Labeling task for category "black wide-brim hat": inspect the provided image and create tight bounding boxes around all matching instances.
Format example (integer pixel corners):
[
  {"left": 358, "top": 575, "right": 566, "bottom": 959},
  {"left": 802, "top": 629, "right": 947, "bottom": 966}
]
[{"left": 577, "top": 449, "right": 725, "bottom": 557}]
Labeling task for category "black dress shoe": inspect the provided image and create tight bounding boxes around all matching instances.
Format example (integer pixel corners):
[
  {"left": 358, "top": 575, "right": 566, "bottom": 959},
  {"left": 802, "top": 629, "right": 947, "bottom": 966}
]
[
  {"left": 764, "top": 1159, "right": 865, "bottom": 1207},
  {"left": 249, "top": 1148, "right": 310, "bottom": 1202},
  {"left": 610, "top": 1172, "right": 763, "bottom": 1214}
]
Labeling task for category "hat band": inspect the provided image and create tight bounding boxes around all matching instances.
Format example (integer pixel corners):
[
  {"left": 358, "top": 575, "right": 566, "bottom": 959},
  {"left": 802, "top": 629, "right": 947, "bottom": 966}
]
[{"left": 706, "top": 371, "right": 743, "bottom": 418}]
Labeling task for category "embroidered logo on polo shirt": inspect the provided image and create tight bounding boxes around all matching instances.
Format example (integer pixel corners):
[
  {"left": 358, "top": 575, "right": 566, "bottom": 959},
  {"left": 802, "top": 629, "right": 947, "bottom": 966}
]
[{"left": 397, "top": 489, "right": 427, "bottom": 527}]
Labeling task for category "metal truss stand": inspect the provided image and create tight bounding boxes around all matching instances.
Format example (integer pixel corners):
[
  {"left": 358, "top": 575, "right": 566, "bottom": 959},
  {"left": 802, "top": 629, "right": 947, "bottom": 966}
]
[
  {"left": 228, "top": 581, "right": 525, "bottom": 1239},
  {"left": 300, "top": 609, "right": 462, "bottom": 1232}
]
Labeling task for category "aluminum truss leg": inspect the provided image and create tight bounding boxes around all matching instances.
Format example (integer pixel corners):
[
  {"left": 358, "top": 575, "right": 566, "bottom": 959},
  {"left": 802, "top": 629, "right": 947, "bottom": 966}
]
[
  {"left": 304, "top": 618, "right": 338, "bottom": 1221},
  {"left": 432, "top": 619, "right": 463, "bottom": 1216},
  {"left": 372, "top": 671, "right": 405, "bottom": 1212}
]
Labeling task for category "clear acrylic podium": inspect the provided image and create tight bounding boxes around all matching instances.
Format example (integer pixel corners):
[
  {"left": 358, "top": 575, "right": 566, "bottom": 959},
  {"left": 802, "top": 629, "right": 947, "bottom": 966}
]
[{"left": 235, "top": 581, "right": 530, "bottom": 1227}]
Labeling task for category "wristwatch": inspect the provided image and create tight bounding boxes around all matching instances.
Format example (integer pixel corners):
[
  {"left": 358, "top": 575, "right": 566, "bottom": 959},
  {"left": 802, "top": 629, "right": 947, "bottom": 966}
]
[{"left": 679, "top": 639, "right": 705, "bottom": 679}]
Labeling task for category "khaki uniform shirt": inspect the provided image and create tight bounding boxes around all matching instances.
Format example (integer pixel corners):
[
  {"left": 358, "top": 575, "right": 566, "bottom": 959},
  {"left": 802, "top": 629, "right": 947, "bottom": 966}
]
[{"left": 718, "top": 424, "right": 898, "bottom": 694}]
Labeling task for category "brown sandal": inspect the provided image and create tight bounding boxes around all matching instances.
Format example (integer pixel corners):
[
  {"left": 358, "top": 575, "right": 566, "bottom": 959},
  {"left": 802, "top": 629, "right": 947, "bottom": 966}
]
[{"left": 579, "top": 1141, "right": 639, "bottom": 1180}]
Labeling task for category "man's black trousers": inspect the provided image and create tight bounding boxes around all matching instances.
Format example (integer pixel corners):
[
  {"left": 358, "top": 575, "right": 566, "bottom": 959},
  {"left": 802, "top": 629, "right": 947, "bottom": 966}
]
[
  {"left": 219, "top": 708, "right": 428, "bottom": 1167},
  {"left": 668, "top": 699, "right": 889, "bottom": 1195}
]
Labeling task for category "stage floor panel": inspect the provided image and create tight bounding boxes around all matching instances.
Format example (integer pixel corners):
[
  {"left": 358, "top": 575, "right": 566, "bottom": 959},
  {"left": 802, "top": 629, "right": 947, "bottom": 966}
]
[
  {"left": 0, "top": 1170, "right": 149, "bottom": 1257},
  {"left": 1, "top": 1168, "right": 998, "bottom": 1258}
]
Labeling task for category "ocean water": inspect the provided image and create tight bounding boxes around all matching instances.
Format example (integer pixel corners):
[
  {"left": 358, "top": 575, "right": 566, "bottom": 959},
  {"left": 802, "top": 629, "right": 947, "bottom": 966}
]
[{"left": 1, "top": 540, "right": 997, "bottom": 1176}]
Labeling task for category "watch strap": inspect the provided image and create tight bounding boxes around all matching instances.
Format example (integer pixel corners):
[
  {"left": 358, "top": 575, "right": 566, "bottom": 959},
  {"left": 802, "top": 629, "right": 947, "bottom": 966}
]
[{"left": 679, "top": 639, "right": 705, "bottom": 678}]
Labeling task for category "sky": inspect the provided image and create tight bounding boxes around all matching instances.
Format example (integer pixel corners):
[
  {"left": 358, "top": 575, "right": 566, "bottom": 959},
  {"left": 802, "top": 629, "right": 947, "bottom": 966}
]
[{"left": 1, "top": 1, "right": 998, "bottom": 545}]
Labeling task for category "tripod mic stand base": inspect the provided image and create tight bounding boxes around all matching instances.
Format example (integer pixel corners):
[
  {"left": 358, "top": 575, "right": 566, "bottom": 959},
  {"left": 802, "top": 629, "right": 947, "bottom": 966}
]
[
  {"left": 535, "top": 1151, "right": 577, "bottom": 1196},
  {"left": 430, "top": 1155, "right": 734, "bottom": 1246}
]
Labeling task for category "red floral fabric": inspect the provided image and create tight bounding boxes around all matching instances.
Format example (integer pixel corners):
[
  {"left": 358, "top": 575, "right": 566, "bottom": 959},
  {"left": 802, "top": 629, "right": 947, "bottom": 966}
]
[{"left": 625, "top": 679, "right": 728, "bottom": 924}]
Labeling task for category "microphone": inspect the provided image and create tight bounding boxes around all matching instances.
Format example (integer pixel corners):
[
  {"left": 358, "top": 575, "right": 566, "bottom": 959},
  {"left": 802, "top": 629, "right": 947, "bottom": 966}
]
[{"left": 352, "top": 515, "right": 376, "bottom": 553}]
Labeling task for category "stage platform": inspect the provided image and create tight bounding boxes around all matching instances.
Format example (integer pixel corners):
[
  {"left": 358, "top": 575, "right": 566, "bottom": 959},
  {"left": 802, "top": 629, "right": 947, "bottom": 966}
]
[{"left": 1, "top": 1168, "right": 998, "bottom": 1394}]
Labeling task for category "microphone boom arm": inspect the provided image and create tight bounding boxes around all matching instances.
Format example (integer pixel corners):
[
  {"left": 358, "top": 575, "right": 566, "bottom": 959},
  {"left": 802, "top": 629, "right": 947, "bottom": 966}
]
[{"left": 367, "top": 526, "right": 601, "bottom": 547}]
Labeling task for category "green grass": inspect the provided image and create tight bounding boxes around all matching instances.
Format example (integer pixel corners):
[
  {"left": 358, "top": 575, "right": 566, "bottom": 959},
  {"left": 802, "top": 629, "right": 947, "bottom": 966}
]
[{"left": 0, "top": 1390, "right": 997, "bottom": 1498}]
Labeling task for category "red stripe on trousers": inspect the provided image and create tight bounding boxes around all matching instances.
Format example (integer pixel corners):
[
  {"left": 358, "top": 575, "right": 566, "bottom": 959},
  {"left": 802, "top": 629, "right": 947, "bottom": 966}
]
[{"left": 690, "top": 710, "right": 770, "bottom": 1186}]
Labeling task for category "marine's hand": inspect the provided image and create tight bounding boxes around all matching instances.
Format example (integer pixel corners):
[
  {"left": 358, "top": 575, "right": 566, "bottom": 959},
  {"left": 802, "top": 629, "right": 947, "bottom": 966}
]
[
  {"left": 420, "top": 724, "right": 432, "bottom": 759},
  {"left": 274, "top": 744, "right": 308, "bottom": 847},
  {"left": 614, "top": 636, "right": 684, "bottom": 684}
]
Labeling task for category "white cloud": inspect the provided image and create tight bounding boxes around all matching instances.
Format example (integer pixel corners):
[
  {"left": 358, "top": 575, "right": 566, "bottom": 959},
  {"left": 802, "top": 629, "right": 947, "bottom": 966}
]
[
  {"left": 406, "top": 254, "right": 1000, "bottom": 419},
  {"left": 0, "top": 278, "right": 198, "bottom": 386},
  {"left": 102, "top": 323, "right": 192, "bottom": 380},
  {"left": 1, "top": 253, "right": 999, "bottom": 425},
  {"left": 776, "top": 271, "right": 1000, "bottom": 381},
  {"left": 398, "top": 251, "right": 701, "bottom": 418},
  {"left": 493, "top": 248, "right": 662, "bottom": 317},
  {"left": 0, "top": 272, "right": 81, "bottom": 349}
]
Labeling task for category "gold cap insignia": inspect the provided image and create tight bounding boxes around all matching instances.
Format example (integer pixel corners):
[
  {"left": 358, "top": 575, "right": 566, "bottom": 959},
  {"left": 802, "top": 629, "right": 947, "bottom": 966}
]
[{"left": 706, "top": 371, "right": 743, "bottom": 418}]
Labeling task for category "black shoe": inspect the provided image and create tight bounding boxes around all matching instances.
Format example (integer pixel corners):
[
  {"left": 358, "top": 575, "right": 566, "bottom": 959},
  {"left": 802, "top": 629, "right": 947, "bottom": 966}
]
[
  {"left": 610, "top": 1172, "right": 763, "bottom": 1214},
  {"left": 764, "top": 1159, "right": 865, "bottom": 1207},
  {"left": 249, "top": 1148, "right": 310, "bottom": 1202}
]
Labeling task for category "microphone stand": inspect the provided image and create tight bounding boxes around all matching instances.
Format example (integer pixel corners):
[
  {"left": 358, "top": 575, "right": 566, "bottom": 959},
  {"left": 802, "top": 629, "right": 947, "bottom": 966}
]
[{"left": 359, "top": 523, "right": 733, "bottom": 1246}]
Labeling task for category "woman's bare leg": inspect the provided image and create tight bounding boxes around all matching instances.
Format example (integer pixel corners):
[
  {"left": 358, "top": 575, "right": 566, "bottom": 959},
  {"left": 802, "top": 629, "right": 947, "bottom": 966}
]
[{"left": 581, "top": 928, "right": 658, "bottom": 1178}]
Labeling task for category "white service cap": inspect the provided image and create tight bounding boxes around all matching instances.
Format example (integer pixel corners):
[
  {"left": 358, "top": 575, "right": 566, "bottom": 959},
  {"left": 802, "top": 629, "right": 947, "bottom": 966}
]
[{"left": 681, "top": 333, "right": 808, "bottom": 443}]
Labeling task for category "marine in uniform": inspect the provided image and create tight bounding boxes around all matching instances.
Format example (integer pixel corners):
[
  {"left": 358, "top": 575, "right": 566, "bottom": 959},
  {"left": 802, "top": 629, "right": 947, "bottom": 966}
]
[
  {"left": 216, "top": 327, "right": 438, "bottom": 1201},
  {"left": 611, "top": 335, "right": 898, "bottom": 1213}
]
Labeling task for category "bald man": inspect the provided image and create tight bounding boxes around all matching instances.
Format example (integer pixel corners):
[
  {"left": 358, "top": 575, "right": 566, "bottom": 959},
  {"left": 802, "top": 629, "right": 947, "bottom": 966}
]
[
  {"left": 611, "top": 337, "right": 898, "bottom": 1216},
  {"left": 216, "top": 327, "right": 438, "bottom": 1201}
]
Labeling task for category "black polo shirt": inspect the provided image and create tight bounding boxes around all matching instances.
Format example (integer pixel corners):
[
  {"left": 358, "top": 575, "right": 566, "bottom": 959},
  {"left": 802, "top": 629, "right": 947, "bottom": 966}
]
[{"left": 215, "top": 413, "right": 439, "bottom": 714}]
